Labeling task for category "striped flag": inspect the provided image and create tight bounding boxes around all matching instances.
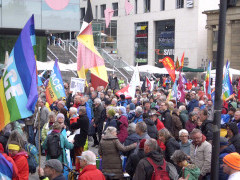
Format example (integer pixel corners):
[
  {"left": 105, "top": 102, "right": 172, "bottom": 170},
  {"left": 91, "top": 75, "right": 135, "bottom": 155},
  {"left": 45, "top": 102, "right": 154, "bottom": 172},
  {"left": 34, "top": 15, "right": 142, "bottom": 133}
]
[
  {"left": 0, "top": 15, "right": 38, "bottom": 131},
  {"left": 125, "top": 0, "right": 133, "bottom": 15},
  {"left": 45, "top": 60, "right": 66, "bottom": 105},
  {"left": 77, "top": 0, "right": 108, "bottom": 89},
  {"left": 0, "top": 153, "right": 13, "bottom": 180},
  {"left": 222, "top": 60, "right": 233, "bottom": 101},
  {"left": 205, "top": 61, "right": 211, "bottom": 99},
  {"left": 104, "top": 8, "right": 114, "bottom": 28}
]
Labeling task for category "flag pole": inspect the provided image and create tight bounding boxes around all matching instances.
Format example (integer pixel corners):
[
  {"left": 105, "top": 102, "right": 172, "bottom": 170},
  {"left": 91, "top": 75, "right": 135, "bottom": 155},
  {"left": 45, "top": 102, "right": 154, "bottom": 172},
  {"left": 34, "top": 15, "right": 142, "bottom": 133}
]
[{"left": 37, "top": 101, "right": 41, "bottom": 177}]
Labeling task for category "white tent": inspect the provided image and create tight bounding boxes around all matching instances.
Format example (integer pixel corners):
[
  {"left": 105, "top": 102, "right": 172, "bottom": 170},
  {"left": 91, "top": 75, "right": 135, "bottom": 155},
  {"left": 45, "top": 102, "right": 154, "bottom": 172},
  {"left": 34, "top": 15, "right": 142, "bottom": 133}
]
[{"left": 136, "top": 65, "right": 182, "bottom": 75}]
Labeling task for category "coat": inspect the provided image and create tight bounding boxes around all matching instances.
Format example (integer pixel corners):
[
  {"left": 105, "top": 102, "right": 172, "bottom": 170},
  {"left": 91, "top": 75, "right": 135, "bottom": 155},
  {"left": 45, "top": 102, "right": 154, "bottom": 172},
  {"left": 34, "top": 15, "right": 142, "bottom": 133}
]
[
  {"left": 200, "top": 120, "right": 213, "bottom": 141},
  {"left": 12, "top": 151, "right": 29, "bottom": 180},
  {"left": 229, "top": 133, "right": 240, "bottom": 153},
  {"left": 42, "top": 132, "right": 74, "bottom": 165},
  {"left": 180, "top": 110, "right": 189, "bottom": 128},
  {"left": 78, "top": 165, "right": 105, "bottom": 180},
  {"left": 123, "top": 133, "right": 140, "bottom": 157},
  {"left": 117, "top": 115, "right": 128, "bottom": 143},
  {"left": 155, "top": 118, "right": 165, "bottom": 131},
  {"left": 144, "top": 118, "right": 158, "bottom": 140},
  {"left": 190, "top": 140, "right": 212, "bottom": 176},
  {"left": 171, "top": 113, "right": 183, "bottom": 140},
  {"left": 70, "top": 114, "right": 89, "bottom": 147},
  {"left": 133, "top": 151, "right": 164, "bottom": 180},
  {"left": 165, "top": 137, "right": 180, "bottom": 163},
  {"left": 93, "top": 104, "right": 104, "bottom": 126},
  {"left": 180, "top": 140, "right": 192, "bottom": 156},
  {"left": 160, "top": 110, "right": 173, "bottom": 133},
  {"left": 180, "top": 164, "right": 200, "bottom": 180},
  {"left": 39, "top": 106, "right": 49, "bottom": 128},
  {"left": 98, "top": 134, "right": 136, "bottom": 179},
  {"left": 187, "top": 99, "right": 199, "bottom": 113},
  {"left": 185, "top": 120, "right": 196, "bottom": 133}
]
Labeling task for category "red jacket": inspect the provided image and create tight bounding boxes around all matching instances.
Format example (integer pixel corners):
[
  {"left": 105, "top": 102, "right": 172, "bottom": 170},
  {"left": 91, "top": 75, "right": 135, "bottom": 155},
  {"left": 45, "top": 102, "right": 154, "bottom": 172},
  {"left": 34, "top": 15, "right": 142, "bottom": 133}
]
[
  {"left": 78, "top": 165, "right": 105, "bottom": 180},
  {"left": 156, "top": 118, "right": 165, "bottom": 131},
  {"left": 12, "top": 152, "right": 29, "bottom": 180},
  {"left": 117, "top": 115, "right": 128, "bottom": 143}
]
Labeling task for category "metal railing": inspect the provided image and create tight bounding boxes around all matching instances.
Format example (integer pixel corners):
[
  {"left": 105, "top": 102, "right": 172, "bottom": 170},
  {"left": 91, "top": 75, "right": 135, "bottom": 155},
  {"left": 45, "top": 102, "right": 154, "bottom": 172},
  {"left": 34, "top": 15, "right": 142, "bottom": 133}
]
[
  {"left": 69, "top": 43, "right": 77, "bottom": 60},
  {"left": 47, "top": 47, "right": 58, "bottom": 60},
  {"left": 58, "top": 38, "right": 66, "bottom": 51}
]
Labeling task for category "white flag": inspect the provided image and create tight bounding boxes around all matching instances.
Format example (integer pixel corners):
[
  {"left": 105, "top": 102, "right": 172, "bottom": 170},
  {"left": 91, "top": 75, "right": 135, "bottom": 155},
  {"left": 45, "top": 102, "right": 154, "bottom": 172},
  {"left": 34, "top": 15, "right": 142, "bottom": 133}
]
[{"left": 128, "top": 65, "right": 140, "bottom": 98}]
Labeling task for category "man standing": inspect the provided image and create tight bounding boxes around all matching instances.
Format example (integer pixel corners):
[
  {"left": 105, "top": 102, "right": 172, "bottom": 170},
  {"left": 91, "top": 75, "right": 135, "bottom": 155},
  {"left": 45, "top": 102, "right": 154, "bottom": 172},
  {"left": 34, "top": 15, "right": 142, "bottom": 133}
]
[
  {"left": 92, "top": 98, "right": 104, "bottom": 147},
  {"left": 190, "top": 129, "right": 212, "bottom": 180},
  {"left": 199, "top": 109, "right": 213, "bottom": 141},
  {"left": 187, "top": 91, "right": 199, "bottom": 113},
  {"left": 159, "top": 102, "right": 173, "bottom": 133},
  {"left": 223, "top": 152, "right": 240, "bottom": 179}
]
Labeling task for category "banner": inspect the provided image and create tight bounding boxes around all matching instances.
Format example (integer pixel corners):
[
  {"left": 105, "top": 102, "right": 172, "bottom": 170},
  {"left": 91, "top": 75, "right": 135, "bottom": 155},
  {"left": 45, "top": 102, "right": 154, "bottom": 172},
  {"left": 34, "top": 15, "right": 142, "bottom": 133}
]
[
  {"left": 222, "top": 60, "right": 233, "bottom": 101},
  {"left": 70, "top": 77, "right": 85, "bottom": 94},
  {"left": 46, "top": 60, "right": 66, "bottom": 105},
  {"left": 128, "top": 65, "right": 140, "bottom": 98},
  {"left": 160, "top": 56, "right": 176, "bottom": 82},
  {"left": 0, "top": 15, "right": 38, "bottom": 131},
  {"left": 178, "top": 72, "right": 185, "bottom": 103},
  {"left": 115, "top": 85, "right": 132, "bottom": 99}
]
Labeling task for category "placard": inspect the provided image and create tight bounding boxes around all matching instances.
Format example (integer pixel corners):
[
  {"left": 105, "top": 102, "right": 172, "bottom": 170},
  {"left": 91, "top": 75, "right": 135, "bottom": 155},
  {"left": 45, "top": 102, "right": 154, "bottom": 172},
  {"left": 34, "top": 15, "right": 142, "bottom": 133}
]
[{"left": 70, "top": 77, "right": 85, "bottom": 93}]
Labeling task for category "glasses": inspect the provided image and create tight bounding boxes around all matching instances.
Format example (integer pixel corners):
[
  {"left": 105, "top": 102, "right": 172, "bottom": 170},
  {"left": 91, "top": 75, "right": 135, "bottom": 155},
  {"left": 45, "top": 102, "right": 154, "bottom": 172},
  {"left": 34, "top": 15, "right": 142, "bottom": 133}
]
[{"left": 180, "top": 135, "right": 188, "bottom": 138}]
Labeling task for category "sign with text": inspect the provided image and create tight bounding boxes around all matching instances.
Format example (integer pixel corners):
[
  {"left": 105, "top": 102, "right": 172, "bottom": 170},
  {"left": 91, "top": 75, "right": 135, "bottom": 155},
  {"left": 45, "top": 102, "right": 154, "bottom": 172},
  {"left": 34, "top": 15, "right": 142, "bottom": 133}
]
[{"left": 70, "top": 77, "right": 85, "bottom": 93}]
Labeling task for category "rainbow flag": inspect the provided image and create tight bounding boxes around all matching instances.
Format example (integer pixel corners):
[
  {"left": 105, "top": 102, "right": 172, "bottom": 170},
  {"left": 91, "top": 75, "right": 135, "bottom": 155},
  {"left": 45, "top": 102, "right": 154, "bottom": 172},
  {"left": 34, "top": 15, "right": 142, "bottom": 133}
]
[
  {"left": 0, "top": 153, "right": 13, "bottom": 180},
  {"left": 222, "top": 60, "right": 233, "bottom": 101},
  {"left": 77, "top": 0, "right": 108, "bottom": 89},
  {"left": 205, "top": 61, "right": 211, "bottom": 99},
  {"left": 0, "top": 15, "right": 38, "bottom": 131},
  {"left": 45, "top": 60, "right": 66, "bottom": 105},
  {"left": 167, "top": 80, "right": 177, "bottom": 101}
]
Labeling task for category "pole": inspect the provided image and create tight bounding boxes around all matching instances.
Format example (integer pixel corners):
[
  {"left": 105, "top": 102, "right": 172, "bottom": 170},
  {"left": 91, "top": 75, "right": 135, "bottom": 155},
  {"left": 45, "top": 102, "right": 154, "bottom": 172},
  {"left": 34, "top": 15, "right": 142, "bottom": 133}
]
[
  {"left": 37, "top": 103, "right": 41, "bottom": 177},
  {"left": 211, "top": 0, "right": 227, "bottom": 179}
]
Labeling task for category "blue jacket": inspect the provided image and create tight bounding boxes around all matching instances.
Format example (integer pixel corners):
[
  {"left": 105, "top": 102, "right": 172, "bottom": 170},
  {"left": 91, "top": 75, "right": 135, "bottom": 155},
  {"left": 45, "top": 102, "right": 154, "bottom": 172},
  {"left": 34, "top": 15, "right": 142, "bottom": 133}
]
[
  {"left": 187, "top": 99, "right": 199, "bottom": 113},
  {"left": 133, "top": 115, "right": 143, "bottom": 124},
  {"left": 117, "top": 100, "right": 128, "bottom": 107}
]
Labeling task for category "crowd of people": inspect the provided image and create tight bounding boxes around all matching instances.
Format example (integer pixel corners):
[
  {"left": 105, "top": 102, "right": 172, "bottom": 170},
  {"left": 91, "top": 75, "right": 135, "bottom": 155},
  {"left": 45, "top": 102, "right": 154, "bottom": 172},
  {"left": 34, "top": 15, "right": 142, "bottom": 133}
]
[{"left": 1, "top": 75, "right": 240, "bottom": 180}]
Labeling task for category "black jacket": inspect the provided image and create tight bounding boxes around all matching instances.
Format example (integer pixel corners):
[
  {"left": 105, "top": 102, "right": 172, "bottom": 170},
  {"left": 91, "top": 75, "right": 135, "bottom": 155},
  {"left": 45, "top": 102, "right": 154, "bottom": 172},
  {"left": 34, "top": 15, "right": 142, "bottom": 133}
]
[
  {"left": 165, "top": 137, "right": 180, "bottom": 163},
  {"left": 70, "top": 114, "right": 89, "bottom": 147},
  {"left": 229, "top": 134, "right": 240, "bottom": 153},
  {"left": 160, "top": 110, "right": 173, "bottom": 133},
  {"left": 201, "top": 120, "right": 213, "bottom": 141},
  {"left": 93, "top": 104, "right": 104, "bottom": 125},
  {"left": 144, "top": 118, "right": 158, "bottom": 140},
  {"left": 126, "top": 149, "right": 145, "bottom": 177},
  {"left": 123, "top": 133, "right": 140, "bottom": 157},
  {"left": 133, "top": 150, "right": 164, "bottom": 180}
]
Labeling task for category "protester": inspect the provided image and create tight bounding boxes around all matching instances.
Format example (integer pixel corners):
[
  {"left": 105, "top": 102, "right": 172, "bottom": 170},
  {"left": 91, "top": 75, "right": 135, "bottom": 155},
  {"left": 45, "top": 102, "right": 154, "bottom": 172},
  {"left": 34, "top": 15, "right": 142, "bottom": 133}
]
[
  {"left": 159, "top": 102, "right": 173, "bottom": 133},
  {"left": 133, "top": 106, "right": 143, "bottom": 123},
  {"left": 187, "top": 91, "right": 199, "bottom": 113},
  {"left": 199, "top": 109, "right": 213, "bottom": 141},
  {"left": 117, "top": 106, "right": 129, "bottom": 143},
  {"left": 99, "top": 127, "right": 137, "bottom": 179},
  {"left": 143, "top": 113, "right": 158, "bottom": 139},
  {"left": 103, "top": 108, "right": 118, "bottom": 131},
  {"left": 179, "top": 129, "right": 192, "bottom": 156},
  {"left": 222, "top": 152, "right": 240, "bottom": 179},
  {"left": 185, "top": 112, "right": 197, "bottom": 133},
  {"left": 171, "top": 109, "right": 183, "bottom": 140},
  {"left": 41, "top": 111, "right": 56, "bottom": 144},
  {"left": 226, "top": 122, "right": 240, "bottom": 153},
  {"left": 77, "top": 150, "right": 105, "bottom": 180}
]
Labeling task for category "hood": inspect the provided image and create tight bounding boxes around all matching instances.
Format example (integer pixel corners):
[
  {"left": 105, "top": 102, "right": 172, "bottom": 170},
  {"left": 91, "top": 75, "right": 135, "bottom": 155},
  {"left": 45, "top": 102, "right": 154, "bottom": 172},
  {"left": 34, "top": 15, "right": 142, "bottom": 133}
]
[
  {"left": 12, "top": 151, "right": 28, "bottom": 159},
  {"left": 184, "top": 164, "right": 201, "bottom": 179},
  {"left": 102, "top": 134, "right": 118, "bottom": 140},
  {"left": 146, "top": 150, "right": 164, "bottom": 164},
  {"left": 221, "top": 144, "right": 236, "bottom": 154},
  {"left": 144, "top": 118, "right": 155, "bottom": 126},
  {"left": 180, "top": 140, "right": 192, "bottom": 147},
  {"left": 127, "top": 133, "right": 140, "bottom": 141}
]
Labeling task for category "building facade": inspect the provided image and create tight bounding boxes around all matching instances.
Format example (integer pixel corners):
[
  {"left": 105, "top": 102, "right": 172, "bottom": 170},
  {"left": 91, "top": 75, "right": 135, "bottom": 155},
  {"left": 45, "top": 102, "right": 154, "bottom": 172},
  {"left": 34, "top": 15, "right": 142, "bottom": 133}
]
[
  {"left": 204, "top": 1, "right": 240, "bottom": 69},
  {"left": 80, "top": 0, "right": 219, "bottom": 68}
]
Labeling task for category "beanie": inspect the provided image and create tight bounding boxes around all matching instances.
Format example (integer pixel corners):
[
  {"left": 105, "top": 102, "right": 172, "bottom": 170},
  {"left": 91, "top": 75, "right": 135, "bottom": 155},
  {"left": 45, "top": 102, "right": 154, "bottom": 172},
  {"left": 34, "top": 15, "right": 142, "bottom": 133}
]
[
  {"left": 129, "top": 103, "right": 135, "bottom": 110},
  {"left": 56, "top": 113, "right": 65, "bottom": 121},
  {"left": 223, "top": 152, "right": 240, "bottom": 170}
]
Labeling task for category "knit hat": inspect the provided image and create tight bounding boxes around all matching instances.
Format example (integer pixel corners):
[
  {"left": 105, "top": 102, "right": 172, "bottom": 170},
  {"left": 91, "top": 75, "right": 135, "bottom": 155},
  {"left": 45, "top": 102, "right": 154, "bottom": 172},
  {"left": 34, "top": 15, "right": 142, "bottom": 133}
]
[
  {"left": 220, "top": 137, "right": 228, "bottom": 147},
  {"left": 119, "top": 106, "right": 126, "bottom": 115},
  {"left": 227, "top": 122, "right": 239, "bottom": 136},
  {"left": 129, "top": 103, "right": 135, "bottom": 110},
  {"left": 45, "top": 159, "right": 63, "bottom": 172},
  {"left": 139, "top": 139, "right": 147, "bottom": 149},
  {"left": 107, "top": 108, "right": 116, "bottom": 117},
  {"left": 223, "top": 152, "right": 240, "bottom": 170},
  {"left": 56, "top": 113, "right": 65, "bottom": 121}
]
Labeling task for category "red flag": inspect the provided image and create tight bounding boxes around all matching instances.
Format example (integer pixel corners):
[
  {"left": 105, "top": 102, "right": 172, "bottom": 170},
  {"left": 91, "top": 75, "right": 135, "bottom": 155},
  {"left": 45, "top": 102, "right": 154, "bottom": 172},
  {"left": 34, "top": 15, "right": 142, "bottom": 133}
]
[
  {"left": 104, "top": 8, "right": 114, "bottom": 28},
  {"left": 180, "top": 52, "right": 185, "bottom": 69},
  {"left": 115, "top": 85, "right": 132, "bottom": 99},
  {"left": 146, "top": 77, "right": 151, "bottom": 91},
  {"left": 159, "top": 56, "right": 176, "bottom": 82},
  {"left": 178, "top": 72, "right": 185, "bottom": 102},
  {"left": 125, "top": 0, "right": 133, "bottom": 15},
  {"left": 238, "top": 78, "right": 240, "bottom": 101}
]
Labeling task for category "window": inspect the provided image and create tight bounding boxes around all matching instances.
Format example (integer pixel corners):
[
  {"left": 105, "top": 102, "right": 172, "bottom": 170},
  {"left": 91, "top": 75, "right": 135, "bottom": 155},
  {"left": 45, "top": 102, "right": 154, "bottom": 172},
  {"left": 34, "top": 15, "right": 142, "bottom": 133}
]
[
  {"left": 95, "top": 6, "right": 98, "bottom": 19},
  {"left": 160, "top": 0, "right": 165, "bottom": 11},
  {"left": 176, "top": 0, "right": 184, "bottom": 9},
  {"left": 144, "top": 0, "right": 150, "bottom": 13},
  {"left": 112, "top": 3, "right": 118, "bottom": 16},
  {"left": 80, "top": 8, "right": 85, "bottom": 20},
  {"left": 100, "top": 4, "right": 106, "bottom": 18},
  {"left": 135, "top": 0, "right": 138, "bottom": 14}
]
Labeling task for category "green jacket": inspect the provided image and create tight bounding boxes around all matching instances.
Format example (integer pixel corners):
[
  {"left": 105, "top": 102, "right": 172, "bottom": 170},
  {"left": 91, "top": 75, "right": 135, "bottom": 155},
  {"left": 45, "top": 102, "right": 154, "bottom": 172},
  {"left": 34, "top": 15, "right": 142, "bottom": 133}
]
[
  {"left": 181, "top": 164, "right": 200, "bottom": 180},
  {"left": 42, "top": 133, "right": 74, "bottom": 165}
]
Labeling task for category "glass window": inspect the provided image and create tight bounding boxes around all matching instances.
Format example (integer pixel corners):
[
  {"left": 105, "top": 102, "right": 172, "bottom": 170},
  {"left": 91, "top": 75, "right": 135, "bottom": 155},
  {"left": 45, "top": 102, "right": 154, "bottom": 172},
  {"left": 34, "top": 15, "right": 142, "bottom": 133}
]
[
  {"left": 135, "top": 22, "right": 148, "bottom": 65},
  {"left": 155, "top": 20, "right": 175, "bottom": 68},
  {"left": 135, "top": 0, "right": 138, "bottom": 14},
  {"left": 80, "top": 8, "right": 85, "bottom": 20},
  {"left": 144, "top": 0, "right": 150, "bottom": 13},
  {"left": 176, "top": 0, "right": 184, "bottom": 9},
  {"left": 160, "top": 0, "right": 165, "bottom": 11},
  {"left": 112, "top": 3, "right": 118, "bottom": 16},
  {"left": 100, "top": 4, "right": 106, "bottom": 18},
  {"left": 95, "top": 6, "right": 98, "bottom": 19}
]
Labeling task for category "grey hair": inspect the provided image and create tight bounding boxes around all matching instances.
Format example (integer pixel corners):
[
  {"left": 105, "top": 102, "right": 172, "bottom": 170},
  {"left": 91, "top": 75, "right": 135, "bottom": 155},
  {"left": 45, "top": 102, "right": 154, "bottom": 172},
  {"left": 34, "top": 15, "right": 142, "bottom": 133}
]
[
  {"left": 128, "top": 123, "right": 136, "bottom": 134},
  {"left": 179, "top": 129, "right": 189, "bottom": 137},
  {"left": 179, "top": 105, "right": 186, "bottom": 111},
  {"left": 94, "top": 98, "right": 101, "bottom": 104},
  {"left": 136, "top": 121, "right": 147, "bottom": 133},
  {"left": 158, "top": 128, "right": 173, "bottom": 140},
  {"left": 79, "top": 106, "right": 86, "bottom": 115},
  {"left": 69, "top": 107, "right": 78, "bottom": 115},
  {"left": 81, "top": 150, "right": 96, "bottom": 165},
  {"left": 48, "top": 111, "right": 56, "bottom": 119},
  {"left": 171, "top": 150, "right": 188, "bottom": 164},
  {"left": 112, "top": 98, "right": 118, "bottom": 103},
  {"left": 190, "top": 128, "right": 202, "bottom": 137},
  {"left": 144, "top": 138, "right": 158, "bottom": 151},
  {"left": 135, "top": 106, "right": 143, "bottom": 114},
  {"left": 105, "top": 126, "right": 117, "bottom": 136}
]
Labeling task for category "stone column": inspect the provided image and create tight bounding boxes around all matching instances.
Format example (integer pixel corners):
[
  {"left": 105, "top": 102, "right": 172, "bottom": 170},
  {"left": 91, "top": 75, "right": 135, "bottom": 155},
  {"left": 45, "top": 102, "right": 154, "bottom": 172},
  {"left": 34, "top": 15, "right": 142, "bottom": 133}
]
[
  {"left": 224, "top": 20, "right": 232, "bottom": 64},
  {"left": 148, "top": 20, "right": 155, "bottom": 66},
  {"left": 206, "top": 25, "right": 213, "bottom": 61}
]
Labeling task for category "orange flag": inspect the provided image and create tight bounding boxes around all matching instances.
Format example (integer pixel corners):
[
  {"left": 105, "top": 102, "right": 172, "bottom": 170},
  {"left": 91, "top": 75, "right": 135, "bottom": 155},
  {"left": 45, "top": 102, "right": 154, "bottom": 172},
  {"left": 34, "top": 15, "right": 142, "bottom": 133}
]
[
  {"left": 180, "top": 52, "right": 185, "bottom": 69},
  {"left": 160, "top": 56, "right": 176, "bottom": 82}
]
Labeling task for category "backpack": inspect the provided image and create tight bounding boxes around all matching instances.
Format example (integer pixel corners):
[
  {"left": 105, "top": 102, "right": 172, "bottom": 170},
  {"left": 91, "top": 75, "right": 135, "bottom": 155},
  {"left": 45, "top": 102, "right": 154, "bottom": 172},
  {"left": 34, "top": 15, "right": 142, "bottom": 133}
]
[
  {"left": 146, "top": 158, "right": 170, "bottom": 180},
  {"left": 47, "top": 132, "right": 62, "bottom": 159},
  {"left": 25, "top": 143, "right": 39, "bottom": 173}
]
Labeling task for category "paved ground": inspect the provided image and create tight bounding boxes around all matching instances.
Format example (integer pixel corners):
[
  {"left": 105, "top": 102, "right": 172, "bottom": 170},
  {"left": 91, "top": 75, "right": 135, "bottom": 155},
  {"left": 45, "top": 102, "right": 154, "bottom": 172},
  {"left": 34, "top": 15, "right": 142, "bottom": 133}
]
[{"left": 29, "top": 139, "right": 98, "bottom": 180}]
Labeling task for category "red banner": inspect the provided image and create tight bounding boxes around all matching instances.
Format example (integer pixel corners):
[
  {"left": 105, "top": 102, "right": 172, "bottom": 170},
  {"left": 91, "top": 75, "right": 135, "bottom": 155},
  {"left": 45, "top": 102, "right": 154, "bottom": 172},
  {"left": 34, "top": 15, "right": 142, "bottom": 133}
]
[
  {"left": 115, "top": 85, "right": 132, "bottom": 99},
  {"left": 160, "top": 56, "right": 176, "bottom": 82},
  {"left": 146, "top": 77, "right": 151, "bottom": 91},
  {"left": 180, "top": 52, "right": 185, "bottom": 69}
]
